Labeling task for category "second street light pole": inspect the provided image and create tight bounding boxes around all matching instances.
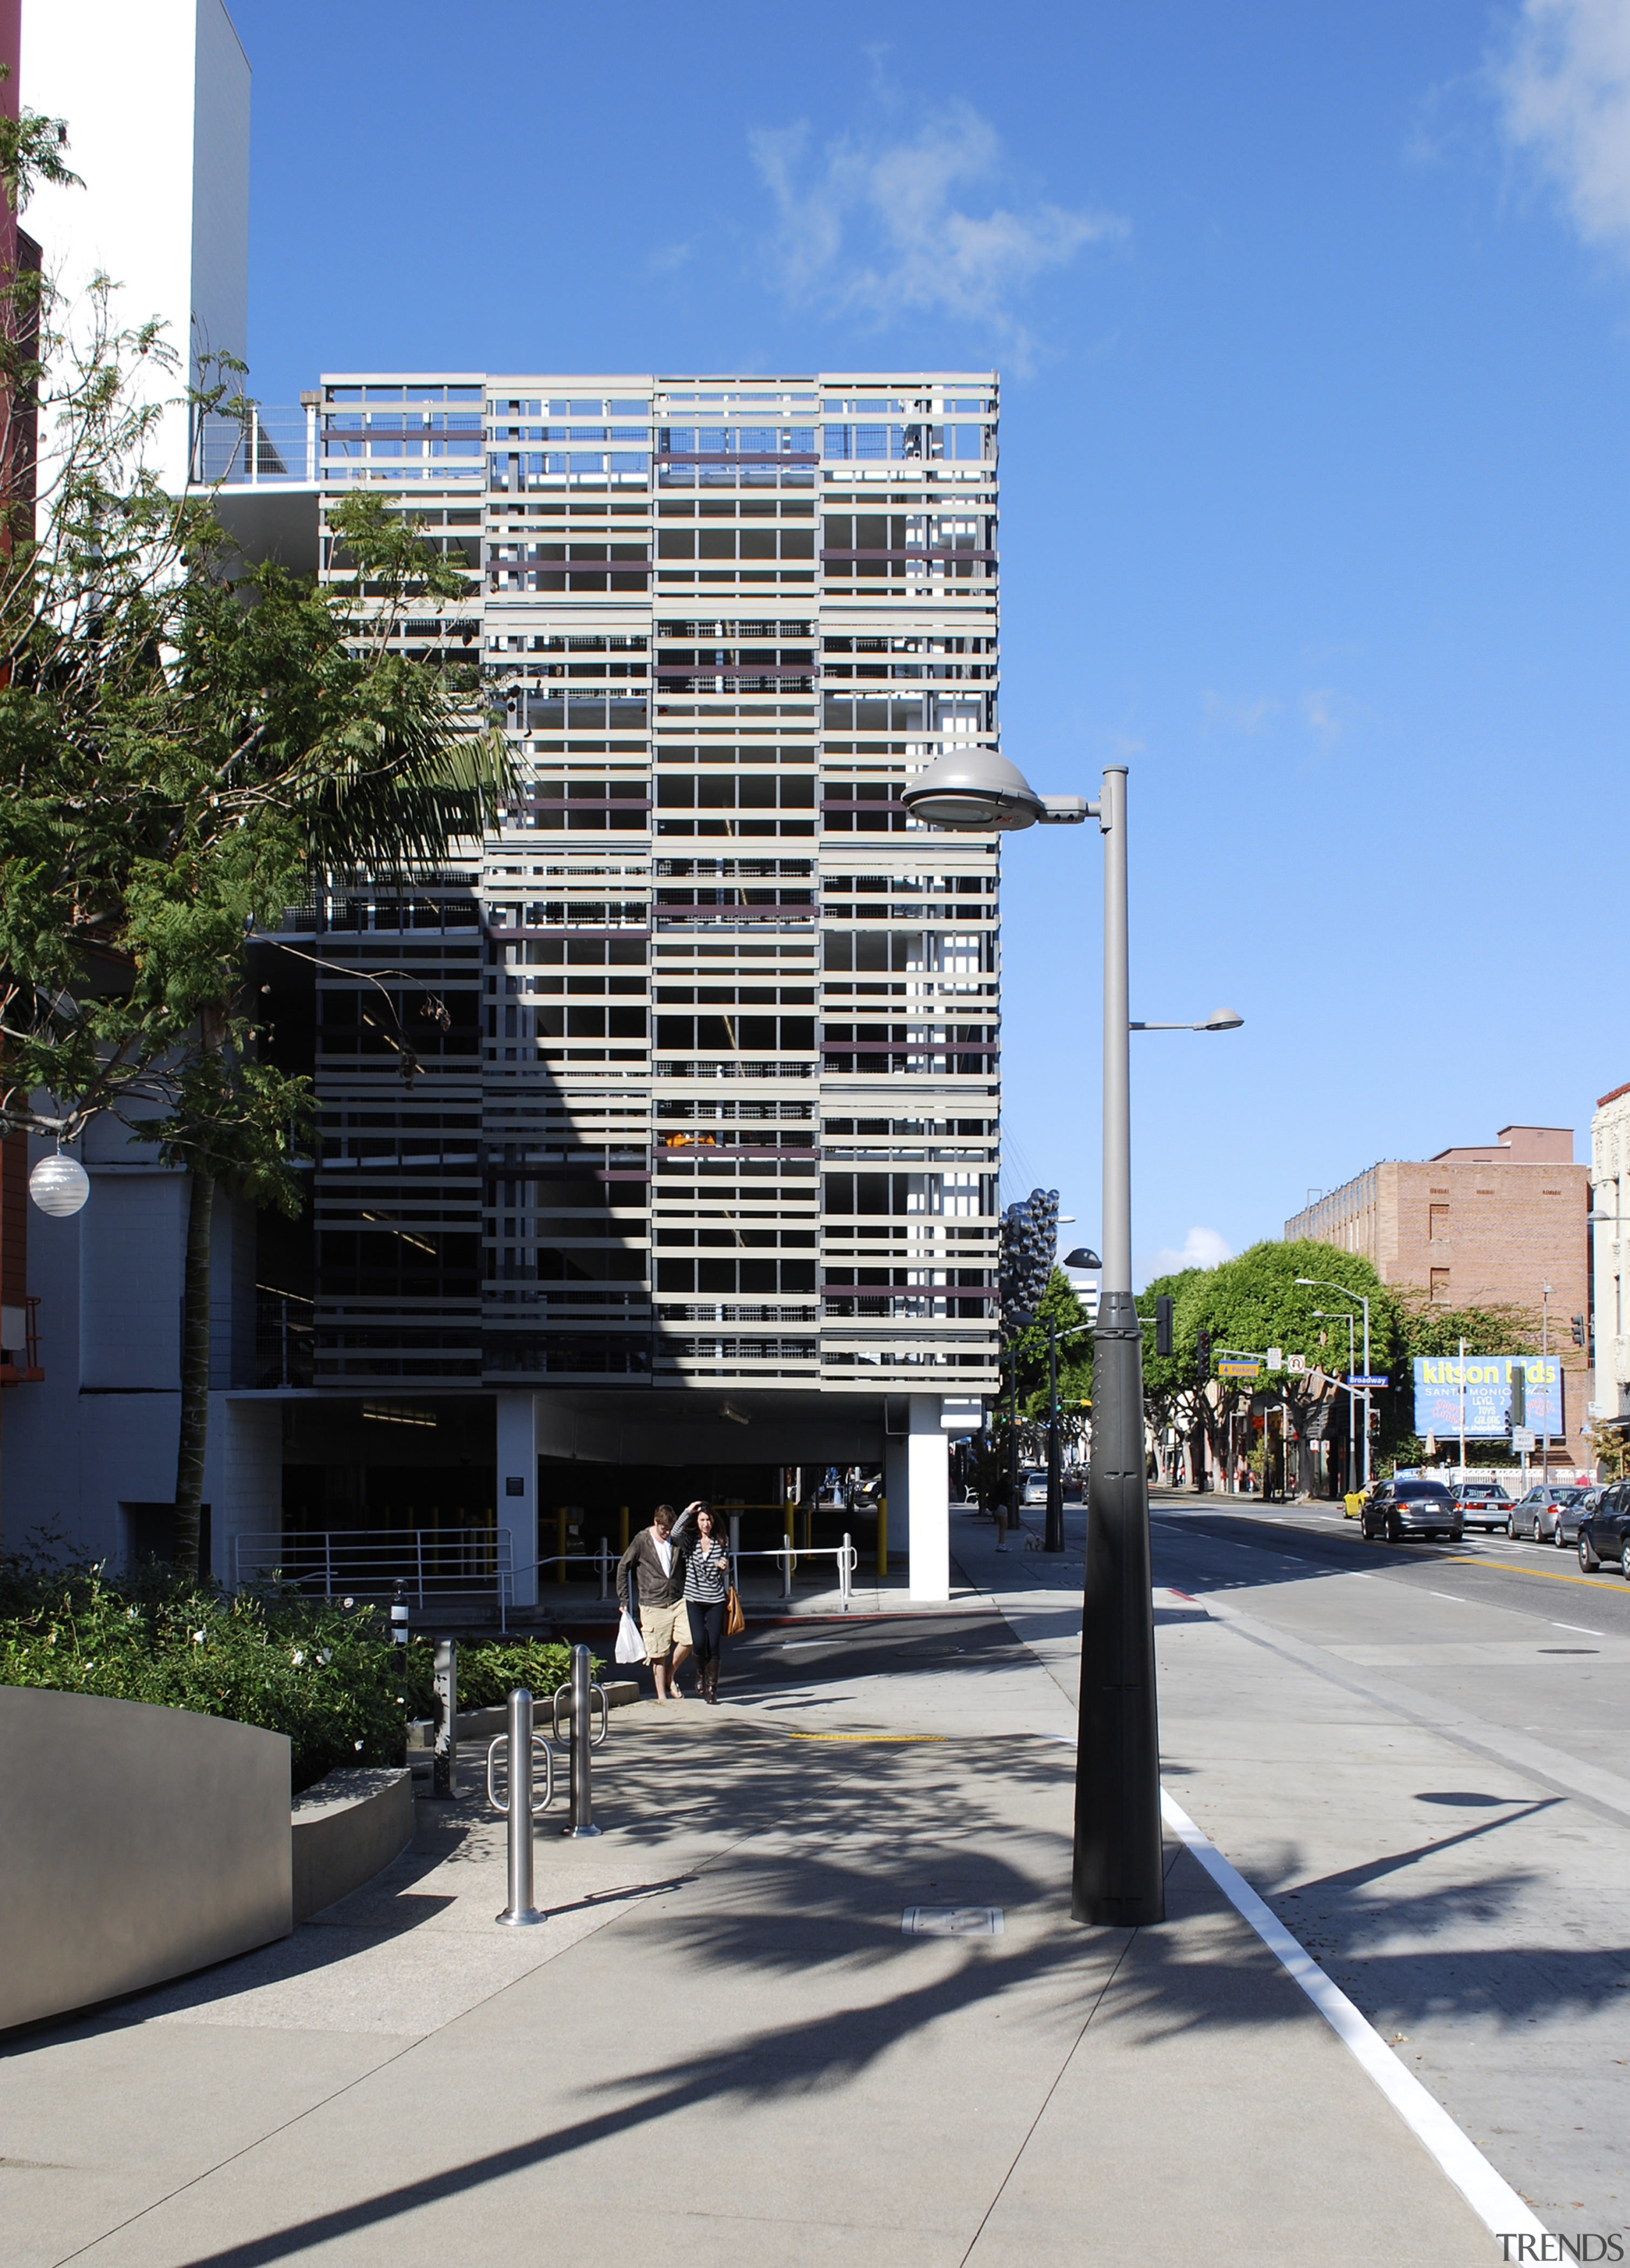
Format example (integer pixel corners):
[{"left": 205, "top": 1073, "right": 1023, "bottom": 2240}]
[
  {"left": 1047, "top": 1320, "right": 1063, "bottom": 1552},
  {"left": 902, "top": 750, "right": 1237, "bottom": 1930},
  {"left": 1074, "top": 765, "right": 1162, "bottom": 1925}
]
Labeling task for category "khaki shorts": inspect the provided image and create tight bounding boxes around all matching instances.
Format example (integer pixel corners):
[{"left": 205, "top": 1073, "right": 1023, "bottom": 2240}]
[{"left": 639, "top": 1596, "right": 689, "bottom": 1657}]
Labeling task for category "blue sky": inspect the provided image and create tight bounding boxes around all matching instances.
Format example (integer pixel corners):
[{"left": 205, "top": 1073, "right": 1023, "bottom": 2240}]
[{"left": 229, "top": 0, "right": 1630, "bottom": 1283}]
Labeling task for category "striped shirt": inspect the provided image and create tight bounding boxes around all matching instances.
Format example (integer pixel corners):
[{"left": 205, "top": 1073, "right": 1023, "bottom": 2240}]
[{"left": 684, "top": 1537, "right": 730, "bottom": 1604}]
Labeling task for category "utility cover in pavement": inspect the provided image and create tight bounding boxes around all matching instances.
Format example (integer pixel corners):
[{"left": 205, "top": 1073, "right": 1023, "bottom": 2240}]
[{"left": 902, "top": 1907, "right": 1005, "bottom": 1936}]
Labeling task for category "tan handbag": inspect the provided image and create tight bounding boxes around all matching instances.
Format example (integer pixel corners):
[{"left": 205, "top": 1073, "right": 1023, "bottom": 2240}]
[{"left": 725, "top": 1585, "right": 745, "bottom": 1637}]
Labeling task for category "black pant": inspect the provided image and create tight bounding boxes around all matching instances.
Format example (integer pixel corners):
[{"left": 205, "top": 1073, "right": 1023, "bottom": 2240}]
[{"left": 686, "top": 1598, "right": 725, "bottom": 1666}]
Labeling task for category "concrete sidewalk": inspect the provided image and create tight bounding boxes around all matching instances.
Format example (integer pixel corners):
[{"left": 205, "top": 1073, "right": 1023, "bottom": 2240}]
[{"left": 2, "top": 1595, "right": 1507, "bottom": 2266}]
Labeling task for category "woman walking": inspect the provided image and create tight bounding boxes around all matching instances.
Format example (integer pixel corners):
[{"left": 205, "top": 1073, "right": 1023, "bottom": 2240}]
[{"left": 683, "top": 1502, "right": 731, "bottom": 1704}]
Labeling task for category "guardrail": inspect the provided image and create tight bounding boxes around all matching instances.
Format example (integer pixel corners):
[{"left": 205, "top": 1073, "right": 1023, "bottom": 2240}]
[
  {"left": 234, "top": 1527, "right": 513, "bottom": 1608},
  {"left": 497, "top": 1530, "right": 861, "bottom": 1629},
  {"left": 734, "top": 1533, "right": 860, "bottom": 1608}
]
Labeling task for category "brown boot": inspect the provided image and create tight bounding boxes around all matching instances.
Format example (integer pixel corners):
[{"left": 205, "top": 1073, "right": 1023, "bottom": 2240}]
[{"left": 704, "top": 1659, "right": 719, "bottom": 1705}]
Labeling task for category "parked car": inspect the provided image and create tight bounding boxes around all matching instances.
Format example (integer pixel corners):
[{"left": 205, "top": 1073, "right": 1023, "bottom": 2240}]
[
  {"left": 1554, "top": 1488, "right": 1599, "bottom": 1548},
  {"left": 1578, "top": 1483, "right": 1630, "bottom": 1576},
  {"left": 1447, "top": 1481, "right": 1512, "bottom": 1533},
  {"left": 1019, "top": 1469, "right": 1049, "bottom": 1509},
  {"left": 1505, "top": 1484, "right": 1587, "bottom": 1544},
  {"left": 1361, "top": 1479, "right": 1463, "bottom": 1543}
]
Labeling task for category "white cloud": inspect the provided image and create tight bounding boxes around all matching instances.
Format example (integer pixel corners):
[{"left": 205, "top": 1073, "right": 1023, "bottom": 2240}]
[
  {"left": 1495, "top": 0, "right": 1630, "bottom": 252},
  {"left": 1300, "top": 687, "right": 1344, "bottom": 748},
  {"left": 748, "top": 102, "right": 1124, "bottom": 357},
  {"left": 1203, "top": 690, "right": 1280, "bottom": 735},
  {"left": 1145, "top": 1226, "right": 1233, "bottom": 1280}
]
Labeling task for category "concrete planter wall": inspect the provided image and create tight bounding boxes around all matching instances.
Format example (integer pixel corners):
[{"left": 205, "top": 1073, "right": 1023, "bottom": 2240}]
[
  {"left": 291, "top": 1767, "right": 414, "bottom": 1922},
  {"left": 0, "top": 1687, "right": 293, "bottom": 2032}
]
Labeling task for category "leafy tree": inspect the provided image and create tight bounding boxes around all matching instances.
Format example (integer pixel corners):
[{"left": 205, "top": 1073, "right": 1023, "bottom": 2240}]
[
  {"left": 1396, "top": 1300, "right": 1533, "bottom": 1360},
  {"left": 990, "top": 1267, "right": 1091, "bottom": 1492},
  {"left": 1180, "top": 1242, "right": 1405, "bottom": 1497},
  {"left": 1009, "top": 1266, "right": 1092, "bottom": 1422},
  {"left": 0, "top": 124, "right": 509, "bottom": 1563},
  {"left": 1136, "top": 1268, "right": 1208, "bottom": 1484}
]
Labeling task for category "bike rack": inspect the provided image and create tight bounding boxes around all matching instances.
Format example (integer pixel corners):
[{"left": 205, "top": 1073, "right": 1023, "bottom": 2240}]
[
  {"left": 486, "top": 1687, "right": 553, "bottom": 1925},
  {"left": 551, "top": 1643, "right": 609, "bottom": 1838}
]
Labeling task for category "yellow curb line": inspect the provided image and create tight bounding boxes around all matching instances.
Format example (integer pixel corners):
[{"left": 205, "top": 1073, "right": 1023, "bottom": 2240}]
[{"left": 1439, "top": 1555, "right": 1624, "bottom": 1594}]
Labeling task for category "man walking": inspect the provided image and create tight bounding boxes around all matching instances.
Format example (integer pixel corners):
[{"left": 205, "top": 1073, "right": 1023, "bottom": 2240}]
[{"left": 616, "top": 1502, "right": 693, "bottom": 1702}]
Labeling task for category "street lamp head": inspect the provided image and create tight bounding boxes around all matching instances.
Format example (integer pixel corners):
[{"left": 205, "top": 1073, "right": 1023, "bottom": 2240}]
[
  {"left": 1201, "top": 1008, "right": 1244, "bottom": 1031},
  {"left": 1009, "top": 1307, "right": 1036, "bottom": 1329},
  {"left": 1063, "top": 1247, "right": 1102, "bottom": 1269},
  {"left": 29, "top": 1150, "right": 90, "bottom": 1218},
  {"left": 899, "top": 748, "right": 1045, "bottom": 832}
]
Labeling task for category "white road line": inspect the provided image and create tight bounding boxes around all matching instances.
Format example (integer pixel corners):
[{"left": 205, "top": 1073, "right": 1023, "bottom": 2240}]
[
  {"left": 1552, "top": 1622, "right": 1605, "bottom": 1637},
  {"left": 1158, "top": 1787, "right": 1548, "bottom": 2247},
  {"left": 1428, "top": 1592, "right": 1465, "bottom": 1603}
]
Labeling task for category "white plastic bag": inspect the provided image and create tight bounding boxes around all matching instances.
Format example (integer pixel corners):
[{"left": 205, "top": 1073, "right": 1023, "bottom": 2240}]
[{"left": 614, "top": 1609, "right": 648, "bottom": 1665}]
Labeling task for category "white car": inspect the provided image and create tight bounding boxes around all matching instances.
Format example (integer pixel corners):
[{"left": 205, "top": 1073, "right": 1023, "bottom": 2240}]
[{"left": 1019, "top": 1469, "right": 1049, "bottom": 1509}]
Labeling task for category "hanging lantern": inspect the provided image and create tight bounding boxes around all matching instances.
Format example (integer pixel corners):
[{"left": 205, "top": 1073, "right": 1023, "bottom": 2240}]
[{"left": 29, "top": 1152, "right": 90, "bottom": 1218}]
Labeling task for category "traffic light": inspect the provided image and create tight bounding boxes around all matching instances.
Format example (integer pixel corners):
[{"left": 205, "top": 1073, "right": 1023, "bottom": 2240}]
[
  {"left": 1571, "top": 1315, "right": 1586, "bottom": 1348},
  {"left": 1196, "top": 1326, "right": 1211, "bottom": 1378},
  {"left": 1509, "top": 1366, "right": 1526, "bottom": 1429},
  {"left": 1155, "top": 1295, "right": 1173, "bottom": 1357}
]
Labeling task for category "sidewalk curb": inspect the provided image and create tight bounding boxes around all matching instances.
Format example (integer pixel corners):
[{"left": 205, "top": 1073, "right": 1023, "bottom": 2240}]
[{"left": 1158, "top": 1785, "right": 1548, "bottom": 2248}]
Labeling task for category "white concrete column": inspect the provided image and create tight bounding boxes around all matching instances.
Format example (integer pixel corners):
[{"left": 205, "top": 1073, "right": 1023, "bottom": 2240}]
[
  {"left": 907, "top": 1394, "right": 949, "bottom": 1602},
  {"left": 495, "top": 1391, "right": 541, "bottom": 1607}
]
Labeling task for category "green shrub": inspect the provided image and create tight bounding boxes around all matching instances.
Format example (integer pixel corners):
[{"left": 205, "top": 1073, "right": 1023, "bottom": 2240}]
[{"left": 0, "top": 1550, "right": 606, "bottom": 1795}]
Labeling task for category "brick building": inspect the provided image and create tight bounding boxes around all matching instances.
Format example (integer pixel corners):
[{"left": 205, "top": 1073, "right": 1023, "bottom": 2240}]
[{"left": 1284, "top": 1125, "right": 1591, "bottom": 1466}]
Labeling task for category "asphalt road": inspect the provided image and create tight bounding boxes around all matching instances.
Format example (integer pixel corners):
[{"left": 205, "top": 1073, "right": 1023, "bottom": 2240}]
[
  {"left": 714, "top": 1497, "right": 1630, "bottom": 2243},
  {"left": 1144, "top": 1494, "right": 1630, "bottom": 2245},
  {"left": 1149, "top": 1497, "right": 1630, "bottom": 1786}
]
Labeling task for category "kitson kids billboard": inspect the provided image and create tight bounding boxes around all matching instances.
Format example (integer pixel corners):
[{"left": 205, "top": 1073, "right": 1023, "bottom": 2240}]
[{"left": 1412, "top": 1355, "right": 1564, "bottom": 1440}]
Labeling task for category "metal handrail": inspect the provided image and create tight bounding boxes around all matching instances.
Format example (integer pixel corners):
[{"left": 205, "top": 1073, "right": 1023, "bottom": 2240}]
[
  {"left": 234, "top": 1526, "right": 513, "bottom": 1606},
  {"left": 731, "top": 1534, "right": 859, "bottom": 1605}
]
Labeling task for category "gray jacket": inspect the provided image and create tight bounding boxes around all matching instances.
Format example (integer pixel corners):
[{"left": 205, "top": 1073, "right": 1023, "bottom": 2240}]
[{"left": 616, "top": 1527, "right": 686, "bottom": 1612}]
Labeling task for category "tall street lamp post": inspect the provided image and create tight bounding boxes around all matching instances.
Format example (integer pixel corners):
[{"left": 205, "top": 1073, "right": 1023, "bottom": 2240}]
[
  {"left": 1295, "top": 1278, "right": 1371, "bottom": 1488},
  {"left": 1312, "top": 1308, "right": 1357, "bottom": 1492},
  {"left": 902, "top": 750, "right": 1242, "bottom": 1928}
]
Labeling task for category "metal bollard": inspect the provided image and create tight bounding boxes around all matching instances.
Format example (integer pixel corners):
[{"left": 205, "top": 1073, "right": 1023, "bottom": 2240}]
[
  {"left": 486, "top": 1687, "right": 552, "bottom": 1925},
  {"left": 782, "top": 1532, "right": 794, "bottom": 1600},
  {"left": 432, "top": 1636, "right": 458, "bottom": 1797},
  {"left": 840, "top": 1531, "right": 853, "bottom": 1610},
  {"left": 597, "top": 1537, "right": 610, "bottom": 1601},
  {"left": 552, "top": 1643, "right": 608, "bottom": 1837}
]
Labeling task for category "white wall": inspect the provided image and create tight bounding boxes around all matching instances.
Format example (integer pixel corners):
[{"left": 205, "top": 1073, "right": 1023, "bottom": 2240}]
[
  {"left": 21, "top": 0, "right": 250, "bottom": 492},
  {"left": 2, "top": 1134, "right": 278, "bottom": 1576}
]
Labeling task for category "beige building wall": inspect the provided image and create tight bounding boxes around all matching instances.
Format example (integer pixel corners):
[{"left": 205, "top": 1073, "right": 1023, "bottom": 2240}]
[
  {"left": 1589, "top": 1082, "right": 1630, "bottom": 1432},
  {"left": 1286, "top": 1126, "right": 1591, "bottom": 1467}
]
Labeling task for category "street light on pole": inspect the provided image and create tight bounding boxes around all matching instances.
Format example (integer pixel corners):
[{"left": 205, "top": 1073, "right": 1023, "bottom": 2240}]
[
  {"left": 1295, "top": 1278, "right": 1372, "bottom": 1489},
  {"left": 902, "top": 751, "right": 1242, "bottom": 1929},
  {"left": 1014, "top": 1305, "right": 1096, "bottom": 1552},
  {"left": 1311, "top": 1309, "right": 1356, "bottom": 1494}
]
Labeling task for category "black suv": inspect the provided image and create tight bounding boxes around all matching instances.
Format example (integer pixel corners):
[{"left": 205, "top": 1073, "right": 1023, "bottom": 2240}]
[
  {"left": 1578, "top": 1483, "right": 1630, "bottom": 1578},
  {"left": 1361, "top": 1479, "right": 1463, "bottom": 1543}
]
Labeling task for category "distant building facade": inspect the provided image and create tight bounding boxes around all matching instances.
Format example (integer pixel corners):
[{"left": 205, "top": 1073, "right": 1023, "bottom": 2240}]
[
  {"left": 1589, "top": 1083, "right": 1630, "bottom": 1446},
  {"left": 1284, "top": 1125, "right": 1591, "bottom": 1466},
  {"left": 8, "top": 364, "right": 1004, "bottom": 1598}
]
